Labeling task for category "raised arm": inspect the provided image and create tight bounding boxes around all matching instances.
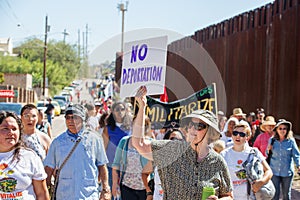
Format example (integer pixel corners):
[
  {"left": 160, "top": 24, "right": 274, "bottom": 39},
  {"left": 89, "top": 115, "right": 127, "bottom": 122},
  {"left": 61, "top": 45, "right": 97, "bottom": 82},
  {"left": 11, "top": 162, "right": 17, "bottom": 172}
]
[{"left": 131, "top": 86, "right": 153, "bottom": 160}]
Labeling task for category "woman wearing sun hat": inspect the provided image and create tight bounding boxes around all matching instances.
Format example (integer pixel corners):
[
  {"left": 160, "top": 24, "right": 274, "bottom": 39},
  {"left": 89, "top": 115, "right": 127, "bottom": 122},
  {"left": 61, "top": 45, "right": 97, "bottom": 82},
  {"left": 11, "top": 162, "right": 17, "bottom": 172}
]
[
  {"left": 132, "top": 86, "right": 233, "bottom": 200},
  {"left": 267, "top": 119, "right": 300, "bottom": 200},
  {"left": 253, "top": 116, "right": 276, "bottom": 157}
]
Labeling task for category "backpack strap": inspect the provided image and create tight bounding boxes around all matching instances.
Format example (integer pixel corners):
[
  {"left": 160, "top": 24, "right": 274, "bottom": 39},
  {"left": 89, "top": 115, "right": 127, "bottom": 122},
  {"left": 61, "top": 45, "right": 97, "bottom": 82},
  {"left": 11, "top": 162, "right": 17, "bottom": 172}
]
[
  {"left": 37, "top": 121, "right": 45, "bottom": 131},
  {"left": 246, "top": 148, "right": 256, "bottom": 163},
  {"left": 271, "top": 138, "right": 275, "bottom": 145},
  {"left": 268, "top": 138, "right": 276, "bottom": 153}
]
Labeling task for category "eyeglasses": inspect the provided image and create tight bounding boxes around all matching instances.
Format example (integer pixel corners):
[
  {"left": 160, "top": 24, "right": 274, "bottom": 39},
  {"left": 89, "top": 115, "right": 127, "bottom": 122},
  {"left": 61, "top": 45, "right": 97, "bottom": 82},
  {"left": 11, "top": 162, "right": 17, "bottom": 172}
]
[
  {"left": 232, "top": 131, "right": 247, "bottom": 137},
  {"left": 188, "top": 121, "right": 207, "bottom": 131},
  {"left": 278, "top": 127, "right": 287, "bottom": 131},
  {"left": 22, "top": 114, "right": 37, "bottom": 119},
  {"left": 115, "top": 107, "right": 125, "bottom": 112},
  {"left": 65, "top": 115, "right": 81, "bottom": 120}
]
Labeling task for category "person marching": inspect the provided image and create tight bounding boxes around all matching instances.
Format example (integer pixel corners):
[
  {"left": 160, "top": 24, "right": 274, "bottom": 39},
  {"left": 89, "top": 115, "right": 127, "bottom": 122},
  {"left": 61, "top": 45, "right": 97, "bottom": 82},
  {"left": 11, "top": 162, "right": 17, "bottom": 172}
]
[
  {"left": 21, "top": 104, "right": 51, "bottom": 161},
  {"left": 0, "top": 111, "right": 50, "bottom": 199},
  {"left": 132, "top": 86, "right": 233, "bottom": 200},
  {"left": 44, "top": 104, "right": 111, "bottom": 200},
  {"left": 267, "top": 119, "right": 300, "bottom": 200},
  {"left": 221, "top": 120, "right": 274, "bottom": 199}
]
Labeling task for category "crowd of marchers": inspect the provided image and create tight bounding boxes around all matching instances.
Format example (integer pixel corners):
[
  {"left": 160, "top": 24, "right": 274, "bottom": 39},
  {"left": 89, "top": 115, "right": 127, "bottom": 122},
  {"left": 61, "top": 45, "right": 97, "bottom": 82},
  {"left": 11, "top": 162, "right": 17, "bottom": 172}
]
[{"left": 0, "top": 85, "right": 299, "bottom": 200}]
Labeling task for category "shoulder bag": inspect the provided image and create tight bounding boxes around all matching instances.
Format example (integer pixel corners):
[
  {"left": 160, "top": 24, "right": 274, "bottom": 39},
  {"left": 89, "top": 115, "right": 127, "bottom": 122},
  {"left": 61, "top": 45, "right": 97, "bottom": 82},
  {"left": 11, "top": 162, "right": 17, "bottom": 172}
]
[
  {"left": 266, "top": 138, "right": 275, "bottom": 164},
  {"left": 50, "top": 133, "right": 85, "bottom": 200},
  {"left": 242, "top": 148, "right": 275, "bottom": 200}
]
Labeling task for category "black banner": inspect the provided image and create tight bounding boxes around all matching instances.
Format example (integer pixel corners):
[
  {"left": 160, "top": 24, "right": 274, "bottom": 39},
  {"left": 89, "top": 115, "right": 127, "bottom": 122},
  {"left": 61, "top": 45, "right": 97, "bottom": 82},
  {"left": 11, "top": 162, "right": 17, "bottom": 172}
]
[{"left": 143, "top": 84, "right": 217, "bottom": 129}]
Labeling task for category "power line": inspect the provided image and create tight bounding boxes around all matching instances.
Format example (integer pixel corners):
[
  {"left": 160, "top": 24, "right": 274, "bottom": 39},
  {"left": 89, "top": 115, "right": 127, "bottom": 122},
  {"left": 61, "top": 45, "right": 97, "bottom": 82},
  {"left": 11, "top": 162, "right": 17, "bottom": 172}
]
[
  {"left": 1, "top": 0, "right": 31, "bottom": 36},
  {"left": 0, "top": 2, "right": 16, "bottom": 23},
  {"left": 3, "top": 0, "right": 18, "bottom": 21}
]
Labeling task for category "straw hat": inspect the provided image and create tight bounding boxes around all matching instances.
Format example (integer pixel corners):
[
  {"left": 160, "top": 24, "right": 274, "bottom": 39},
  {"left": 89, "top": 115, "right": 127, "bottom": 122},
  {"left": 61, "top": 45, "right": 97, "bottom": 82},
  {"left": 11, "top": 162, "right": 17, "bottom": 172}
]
[
  {"left": 260, "top": 116, "right": 276, "bottom": 132},
  {"left": 232, "top": 108, "right": 246, "bottom": 116}
]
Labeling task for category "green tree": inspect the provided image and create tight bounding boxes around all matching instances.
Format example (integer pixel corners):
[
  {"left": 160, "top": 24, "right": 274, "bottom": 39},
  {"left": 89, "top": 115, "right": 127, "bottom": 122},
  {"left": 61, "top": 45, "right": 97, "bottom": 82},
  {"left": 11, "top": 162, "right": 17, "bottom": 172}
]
[
  {"left": 0, "top": 72, "right": 4, "bottom": 84},
  {"left": 0, "top": 38, "right": 82, "bottom": 96}
]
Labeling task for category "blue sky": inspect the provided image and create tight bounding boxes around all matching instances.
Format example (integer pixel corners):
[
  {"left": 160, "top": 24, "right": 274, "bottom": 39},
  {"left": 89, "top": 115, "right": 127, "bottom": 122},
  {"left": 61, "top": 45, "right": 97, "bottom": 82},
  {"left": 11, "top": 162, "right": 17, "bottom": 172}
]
[{"left": 1, "top": 0, "right": 274, "bottom": 63}]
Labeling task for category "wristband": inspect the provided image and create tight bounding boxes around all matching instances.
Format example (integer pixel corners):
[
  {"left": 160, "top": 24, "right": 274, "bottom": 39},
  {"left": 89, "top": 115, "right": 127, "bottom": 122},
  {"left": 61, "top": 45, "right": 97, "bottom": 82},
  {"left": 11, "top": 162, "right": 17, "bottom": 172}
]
[{"left": 146, "top": 191, "right": 153, "bottom": 196}]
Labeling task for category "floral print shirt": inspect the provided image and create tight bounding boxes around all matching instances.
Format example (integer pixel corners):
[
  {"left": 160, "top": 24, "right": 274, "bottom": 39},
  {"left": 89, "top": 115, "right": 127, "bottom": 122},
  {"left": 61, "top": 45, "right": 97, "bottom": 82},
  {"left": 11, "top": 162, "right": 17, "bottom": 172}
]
[
  {"left": 21, "top": 131, "right": 46, "bottom": 160},
  {"left": 152, "top": 140, "right": 232, "bottom": 200}
]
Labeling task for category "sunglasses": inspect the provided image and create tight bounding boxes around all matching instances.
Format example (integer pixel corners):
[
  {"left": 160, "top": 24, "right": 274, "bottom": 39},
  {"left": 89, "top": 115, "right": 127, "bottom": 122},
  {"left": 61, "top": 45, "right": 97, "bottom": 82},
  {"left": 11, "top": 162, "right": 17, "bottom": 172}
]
[
  {"left": 278, "top": 127, "right": 287, "bottom": 131},
  {"left": 115, "top": 107, "right": 125, "bottom": 112},
  {"left": 188, "top": 121, "right": 207, "bottom": 131},
  {"left": 65, "top": 115, "right": 81, "bottom": 120},
  {"left": 232, "top": 131, "right": 247, "bottom": 137}
]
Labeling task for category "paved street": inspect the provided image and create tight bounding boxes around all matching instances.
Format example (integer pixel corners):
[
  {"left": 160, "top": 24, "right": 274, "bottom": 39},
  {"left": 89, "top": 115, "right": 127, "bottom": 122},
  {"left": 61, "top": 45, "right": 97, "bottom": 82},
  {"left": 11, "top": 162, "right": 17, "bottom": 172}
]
[{"left": 291, "top": 174, "right": 300, "bottom": 199}]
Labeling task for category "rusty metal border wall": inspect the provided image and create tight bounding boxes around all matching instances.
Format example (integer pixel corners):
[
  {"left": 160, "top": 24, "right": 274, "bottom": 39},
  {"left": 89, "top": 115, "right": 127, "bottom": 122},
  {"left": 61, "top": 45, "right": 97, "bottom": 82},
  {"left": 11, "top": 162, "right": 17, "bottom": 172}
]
[
  {"left": 165, "top": 0, "right": 300, "bottom": 135},
  {"left": 115, "top": 0, "right": 300, "bottom": 135}
]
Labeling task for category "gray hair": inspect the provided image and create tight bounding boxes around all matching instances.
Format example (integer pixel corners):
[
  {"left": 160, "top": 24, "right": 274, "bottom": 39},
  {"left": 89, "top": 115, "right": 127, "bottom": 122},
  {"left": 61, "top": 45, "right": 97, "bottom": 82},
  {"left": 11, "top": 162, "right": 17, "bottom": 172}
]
[{"left": 206, "top": 126, "right": 221, "bottom": 144}]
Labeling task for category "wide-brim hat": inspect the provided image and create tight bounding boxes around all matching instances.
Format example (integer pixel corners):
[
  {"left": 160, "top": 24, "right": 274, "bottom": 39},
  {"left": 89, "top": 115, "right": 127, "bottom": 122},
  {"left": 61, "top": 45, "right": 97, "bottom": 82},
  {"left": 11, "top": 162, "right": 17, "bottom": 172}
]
[
  {"left": 233, "top": 108, "right": 246, "bottom": 116},
  {"left": 181, "top": 110, "right": 220, "bottom": 134},
  {"left": 260, "top": 116, "right": 276, "bottom": 132},
  {"left": 273, "top": 119, "right": 292, "bottom": 131}
]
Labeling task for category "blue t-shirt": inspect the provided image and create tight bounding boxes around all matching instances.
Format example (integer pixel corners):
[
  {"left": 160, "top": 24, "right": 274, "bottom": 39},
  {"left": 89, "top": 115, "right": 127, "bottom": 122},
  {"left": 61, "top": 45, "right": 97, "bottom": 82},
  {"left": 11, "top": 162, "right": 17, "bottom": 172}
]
[
  {"left": 106, "top": 125, "right": 130, "bottom": 164},
  {"left": 44, "top": 129, "right": 108, "bottom": 200}
]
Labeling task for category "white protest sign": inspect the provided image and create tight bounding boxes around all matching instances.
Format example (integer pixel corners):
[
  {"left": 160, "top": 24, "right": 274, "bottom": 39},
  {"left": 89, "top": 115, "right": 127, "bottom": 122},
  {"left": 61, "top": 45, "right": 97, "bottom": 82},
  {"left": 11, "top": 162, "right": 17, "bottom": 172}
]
[{"left": 120, "top": 36, "right": 168, "bottom": 98}]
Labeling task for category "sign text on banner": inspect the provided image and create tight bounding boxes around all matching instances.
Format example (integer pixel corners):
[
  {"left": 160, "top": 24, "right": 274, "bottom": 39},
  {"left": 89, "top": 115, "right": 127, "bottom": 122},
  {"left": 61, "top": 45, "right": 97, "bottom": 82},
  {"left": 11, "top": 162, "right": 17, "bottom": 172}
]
[
  {"left": 120, "top": 36, "right": 168, "bottom": 98},
  {"left": 139, "top": 84, "right": 217, "bottom": 129}
]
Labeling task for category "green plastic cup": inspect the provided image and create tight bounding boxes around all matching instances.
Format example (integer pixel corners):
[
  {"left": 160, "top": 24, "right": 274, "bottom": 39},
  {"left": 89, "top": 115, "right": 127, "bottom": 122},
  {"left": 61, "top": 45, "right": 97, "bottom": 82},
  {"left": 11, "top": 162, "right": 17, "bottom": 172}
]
[{"left": 202, "top": 186, "right": 215, "bottom": 200}]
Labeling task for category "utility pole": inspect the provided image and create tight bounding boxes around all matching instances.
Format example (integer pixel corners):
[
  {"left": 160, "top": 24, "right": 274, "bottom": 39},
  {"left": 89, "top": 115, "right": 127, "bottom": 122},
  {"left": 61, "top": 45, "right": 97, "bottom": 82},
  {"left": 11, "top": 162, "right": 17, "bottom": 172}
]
[
  {"left": 78, "top": 29, "right": 81, "bottom": 60},
  {"left": 85, "top": 24, "right": 88, "bottom": 58},
  {"left": 43, "top": 15, "right": 50, "bottom": 97},
  {"left": 118, "top": 1, "right": 128, "bottom": 53},
  {"left": 62, "top": 29, "right": 69, "bottom": 43},
  {"left": 82, "top": 31, "right": 85, "bottom": 58}
]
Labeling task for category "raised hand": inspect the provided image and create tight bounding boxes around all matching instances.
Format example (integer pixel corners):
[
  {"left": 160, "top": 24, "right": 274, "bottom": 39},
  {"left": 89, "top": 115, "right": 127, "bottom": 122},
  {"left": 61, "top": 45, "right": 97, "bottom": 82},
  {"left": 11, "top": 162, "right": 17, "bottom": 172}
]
[{"left": 135, "top": 86, "right": 147, "bottom": 107}]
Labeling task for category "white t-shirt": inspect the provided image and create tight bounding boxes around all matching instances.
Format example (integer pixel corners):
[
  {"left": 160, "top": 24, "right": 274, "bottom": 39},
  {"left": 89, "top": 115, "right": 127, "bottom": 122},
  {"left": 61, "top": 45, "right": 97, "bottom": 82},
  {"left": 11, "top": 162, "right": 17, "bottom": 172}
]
[
  {"left": 220, "top": 146, "right": 264, "bottom": 200},
  {"left": 87, "top": 116, "right": 99, "bottom": 130},
  {"left": 153, "top": 130, "right": 165, "bottom": 140},
  {"left": 0, "top": 148, "right": 47, "bottom": 200},
  {"left": 220, "top": 131, "right": 234, "bottom": 148},
  {"left": 153, "top": 167, "right": 163, "bottom": 200}
]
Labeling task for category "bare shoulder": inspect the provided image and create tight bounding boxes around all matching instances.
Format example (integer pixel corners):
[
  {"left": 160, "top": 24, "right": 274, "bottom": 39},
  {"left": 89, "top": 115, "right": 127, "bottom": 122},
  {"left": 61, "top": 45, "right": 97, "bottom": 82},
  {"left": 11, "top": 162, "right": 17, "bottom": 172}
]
[{"left": 36, "top": 130, "right": 52, "bottom": 145}]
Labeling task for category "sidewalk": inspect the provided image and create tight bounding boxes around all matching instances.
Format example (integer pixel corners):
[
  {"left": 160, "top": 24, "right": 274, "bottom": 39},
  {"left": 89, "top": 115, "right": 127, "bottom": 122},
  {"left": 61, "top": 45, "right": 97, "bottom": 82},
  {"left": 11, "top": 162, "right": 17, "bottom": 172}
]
[{"left": 291, "top": 173, "right": 300, "bottom": 199}]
